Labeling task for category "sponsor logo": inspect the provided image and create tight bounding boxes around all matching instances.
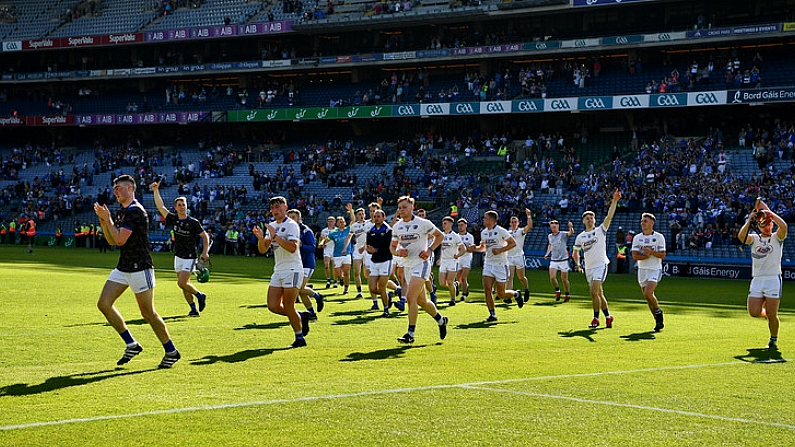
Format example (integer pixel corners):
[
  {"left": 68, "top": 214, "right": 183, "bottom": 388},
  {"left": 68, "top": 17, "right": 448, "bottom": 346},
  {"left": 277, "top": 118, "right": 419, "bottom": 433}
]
[
  {"left": 619, "top": 96, "right": 643, "bottom": 107},
  {"left": 656, "top": 95, "right": 680, "bottom": 106},
  {"left": 27, "top": 39, "right": 54, "bottom": 49},
  {"left": 694, "top": 93, "right": 720, "bottom": 104},
  {"left": 535, "top": 42, "right": 547, "bottom": 50},
  {"left": 42, "top": 116, "right": 67, "bottom": 125},
  {"left": 246, "top": 111, "right": 258, "bottom": 121},
  {"left": 68, "top": 36, "right": 95, "bottom": 46},
  {"left": 2, "top": 41, "right": 21, "bottom": 51},
  {"left": 267, "top": 110, "right": 278, "bottom": 120},
  {"left": 516, "top": 101, "right": 539, "bottom": 111},
  {"left": 397, "top": 105, "right": 417, "bottom": 116},
  {"left": 455, "top": 104, "right": 475, "bottom": 114},
  {"left": 732, "top": 91, "right": 743, "bottom": 103},
  {"left": 524, "top": 257, "right": 543, "bottom": 270},
  {"left": 583, "top": 98, "right": 606, "bottom": 108},
  {"left": 549, "top": 100, "right": 572, "bottom": 110},
  {"left": 109, "top": 34, "right": 136, "bottom": 44},
  {"left": 294, "top": 109, "right": 306, "bottom": 120},
  {"left": 574, "top": 40, "right": 587, "bottom": 47},
  {"left": 657, "top": 33, "right": 671, "bottom": 40},
  {"left": 0, "top": 117, "right": 22, "bottom": 126},
  {"left": 615, "top": 36, "right": 628, "bottom": 44},
  {"left": 317, "top": 108, "right": 329, "bottom": 119},
  {"left": 347, "top": 107, "right": 360, "bottom": 118},
  {"left": 370, "top": 106, "right": 383, "bottom": 117},
  {"left": 424, "top": 104, "right": 444, "bottom": 114},
  {"left": 485, "top": 102, "right": 505, "bottom": 112}
]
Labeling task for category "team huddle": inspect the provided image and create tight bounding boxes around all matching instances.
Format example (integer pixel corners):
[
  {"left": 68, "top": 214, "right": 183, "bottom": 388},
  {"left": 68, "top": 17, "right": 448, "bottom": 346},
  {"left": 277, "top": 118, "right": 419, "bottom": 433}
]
[{"left": 93, "top": 177, "right": 787, "bottom": 368}]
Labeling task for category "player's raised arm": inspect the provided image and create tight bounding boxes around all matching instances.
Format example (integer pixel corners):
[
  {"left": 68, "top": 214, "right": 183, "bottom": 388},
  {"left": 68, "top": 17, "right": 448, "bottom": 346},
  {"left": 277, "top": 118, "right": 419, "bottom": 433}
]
[
  {"left": 602, "top": 189, "right": 622, "bottom": 230},
  {"left": 150, "top": 181, "right": 169, "bottom": 218},
  {"left": 523, "top": 209, "right": 534, "bottom": 234}
]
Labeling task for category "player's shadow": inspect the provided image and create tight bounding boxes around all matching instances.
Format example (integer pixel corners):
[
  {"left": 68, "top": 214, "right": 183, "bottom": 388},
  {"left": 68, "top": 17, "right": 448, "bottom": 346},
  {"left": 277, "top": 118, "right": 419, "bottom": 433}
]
[
  {"left": 340, "top": 345, "right": 424, "bottom": 362},
  {"left": 330, "top": 309, "right": 371, "bottom": 317},
  {"left": 66, "top": 315, "right": 188, "bottom": 328},
  {"left": 620, "top": 331, "right": 657, "bottom": 342},
  {"left": 234, "top": 322, "right": 290, "bottom": 330},
  {"left": 455, "top": 320, "right": 517, "bottom": 330},
  {"left": 533, "top": 301, "right": 563, "bottom": 307},
  {"left": 191, "top": 347, "right": 290, "bottom": 365},
  {"left": 332, "top": 314, "right": 383, "bottom": 326},
  {"left": 123, "top": 315, "right": 190, "bottom": 326},
  {"left": 734, "top": 347, "right": 787, "bottom": 363},
  {"left": 0, "top": 368, "right": 153, "bottom": 397},
  {"left": 559, "top": 329, "right": 597, "bottom": 342},
  {"left": 239, "top": 304, "right": 269, "bottom": 309}
]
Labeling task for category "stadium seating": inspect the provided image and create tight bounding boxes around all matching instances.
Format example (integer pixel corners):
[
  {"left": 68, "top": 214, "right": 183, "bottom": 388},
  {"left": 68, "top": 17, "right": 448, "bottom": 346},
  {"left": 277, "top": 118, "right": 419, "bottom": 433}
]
[{"left": 49, "top": 0, "right": 158, "bottom": 38}]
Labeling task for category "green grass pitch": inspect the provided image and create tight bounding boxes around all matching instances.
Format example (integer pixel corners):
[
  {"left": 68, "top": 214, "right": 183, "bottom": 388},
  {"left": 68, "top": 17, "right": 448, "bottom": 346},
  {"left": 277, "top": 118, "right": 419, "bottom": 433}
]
[{"left": 0, "top": 245, "right": 793, "bottom": 446}]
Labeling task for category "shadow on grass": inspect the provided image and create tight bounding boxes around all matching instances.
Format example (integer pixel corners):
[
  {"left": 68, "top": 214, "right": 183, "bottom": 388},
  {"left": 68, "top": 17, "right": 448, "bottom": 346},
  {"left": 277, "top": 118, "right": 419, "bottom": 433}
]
[
  {"left": 0, "top": 368, "right": 154, "bottom": 397},
  {"left": 455, "top": 320, "right": 517, "bottom": 330},
  {"left": 234, "top": 321, "right": 290, "bottom": 330},
  {"left": 533, "top": 301, "right": 564, "bottom": 307},
  {"left": 734, "top": 347, "right": 787, "bottom": 363},
  {"left": 620, "top": 331, "right": 657, "bottom": 342},
  {"left": 65, "top": 315, "right": 190, "bottom": 328},
  {"left": 330, "top": 309, "right": 371, "bottom": 317},
  {"left": 331, "top": 313, "right": 387, "bottom": 326},
  {"left": 340, "top": 345, "right": 426, "bottom": 362},
  {"left": 239, "top": 304, "right": 269, "bottom": 309},
  {"left": 558, "top": 328, "right": 598, "bottom": 342},
  {"left": 191, "top": 347, "right": 291, "bottom": 365}
]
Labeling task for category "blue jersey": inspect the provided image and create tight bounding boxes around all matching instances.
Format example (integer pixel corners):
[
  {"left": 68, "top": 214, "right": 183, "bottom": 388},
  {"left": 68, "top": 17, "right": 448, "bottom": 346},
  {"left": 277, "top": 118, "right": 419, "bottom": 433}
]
[
  {"left": 329, "top": 227, "right": 351, "bottom": 257},
  {"left": 298, "top": 223, "right": 317, "bottom": 269}
]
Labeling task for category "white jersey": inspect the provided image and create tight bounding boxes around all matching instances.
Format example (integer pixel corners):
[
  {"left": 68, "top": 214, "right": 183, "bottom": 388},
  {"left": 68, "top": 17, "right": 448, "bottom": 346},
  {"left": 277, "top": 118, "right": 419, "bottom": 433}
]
[
  {"left": 351, "top": 220, "right": 371, "bottom": 253},
  {"left": 392, "top": 216, "right": 439, "bottom": 269},
  {"left": 271, "top": 217, "right": 303, "bottom": 272},
  {"left": 574, "top": 224, "right": 610, "bottom": 270},
  {"left": 321, "top": 227, "right": 335, "bottom": 252},
  {"left": 440, "top": 231, "right": 464, "bottom": 261},
  {"left": 459, "top": 232, "right": 475, "bottom": 262},
  {"left": 749, "top": 233, "right": 785, "bottom": 277},
  {"left": 507, "top": 227, "right": 529, "bottom": 257},
  {"left": 481, "top": 225, "right": 513, "bottom": 267},
  {"left": 632, "top": 231, "right": 666, "bottom": 270}
]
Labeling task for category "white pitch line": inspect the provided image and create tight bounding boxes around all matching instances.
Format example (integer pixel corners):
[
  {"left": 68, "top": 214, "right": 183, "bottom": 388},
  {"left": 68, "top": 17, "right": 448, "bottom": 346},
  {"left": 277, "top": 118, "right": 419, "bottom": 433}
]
[
  {"left": 0, "top": 358, "right": 789, "bottom": 431},
  {"left": 462, "top": 385, "right": 795, "bottom": 430}
]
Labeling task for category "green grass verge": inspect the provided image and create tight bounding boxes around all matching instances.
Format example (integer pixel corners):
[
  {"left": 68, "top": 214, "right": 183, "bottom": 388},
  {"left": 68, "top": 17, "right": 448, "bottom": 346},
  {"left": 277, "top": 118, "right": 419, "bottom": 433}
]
[{"left": 0, "top": 245, "right": 793, "bottom": 446}]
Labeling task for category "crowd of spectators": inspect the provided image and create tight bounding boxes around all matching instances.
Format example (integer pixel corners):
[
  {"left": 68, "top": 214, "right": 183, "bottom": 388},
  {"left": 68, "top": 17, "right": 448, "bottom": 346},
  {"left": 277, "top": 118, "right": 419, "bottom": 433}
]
[{"left": 4, "top": 117, "right": 795, "bottom": 257}]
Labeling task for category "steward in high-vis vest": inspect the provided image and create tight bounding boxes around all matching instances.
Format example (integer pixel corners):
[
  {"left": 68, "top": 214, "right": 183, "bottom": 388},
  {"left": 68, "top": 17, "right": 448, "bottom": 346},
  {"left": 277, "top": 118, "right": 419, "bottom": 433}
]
[
  {"left": 55, "top": 226, "right": 63, "bottom": 246},
  {"left": 25, "top": 219, "right": 36, "bottom": 253},
  {"left": 0, "top": 222, "right": 7, "bottom": 244}
]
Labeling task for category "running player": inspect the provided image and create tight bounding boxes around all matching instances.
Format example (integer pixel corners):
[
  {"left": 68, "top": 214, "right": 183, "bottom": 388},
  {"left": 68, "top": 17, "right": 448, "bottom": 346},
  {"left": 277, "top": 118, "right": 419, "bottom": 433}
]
[
  {"left": 318, "top": 216, "right": 337, "bottom": 288},
  {"left": 455, "top": 218, "right": 475, "bottom": 302},
  {"left": 287, "top": 209, "right": 325, "bottom": 320},
  {"left": 631, "top": 213, "right": 666, "bottom": 332},
  {"left": 507, "top": 209, "right": 533, "bottom": 303},
  {"left": 544, "top": 220, "right": 574, "bottom": 302},
  {"left": 437, "top": 216, "right": 466, "bottom": 307},
  {"left": 474, "top": 210, "right": 524, "bottom": 322}
]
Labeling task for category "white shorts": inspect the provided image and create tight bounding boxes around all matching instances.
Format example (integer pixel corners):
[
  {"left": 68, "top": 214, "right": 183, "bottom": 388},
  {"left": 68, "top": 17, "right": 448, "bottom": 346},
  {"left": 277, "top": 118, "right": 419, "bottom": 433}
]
[
  {"left": 270, "top": 269, "right": 304, "bottom": 288},
  {"left": 749, "top": 275, "right": 782, "bottom": 299},
  {"left": 394, "top": 256, "right": 405, "bottom": 268},
  {"left": 323, "top": 246, "right": 334, "bottom": 258},
  {"left": 334, "top": 254, "right": 351, "bottom": 266},
  {"left": 549, "top": 260, "right": 570, "bottom": 272},
  {"left": 107, "top": 268, "right": 156, "bottom": 294},
  {"left": 637, "top": 268, "right": 663, "bottom": 288},
  {"left": 405, "top": 260, "right": 432, "bottom": 280},
  {"left": 174, "top": 256, "right": 197, "bottom": 273},
  {"left": 369, "top": 259, "right": 393, "bottom": 277},
  {"left": 585, "top": 264, "right": 608, "bottom": 284},
  {"left": 303, "top": 268, "right": 315, "bottom": 281},
  {"left": 439, "top": 258, "right": 459, "bottom": 274},
  {"left": 458, "top": 254, "right": 473, "bottom": 269},
  {"left": 352, "top": 247, "right": 365, "bottom": 261},
  {"left": 483, "top": 263, "right": 509, "bottom": 283},
  {"left": 508, "top": 255, "right": 525, "bottom": 269}
]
